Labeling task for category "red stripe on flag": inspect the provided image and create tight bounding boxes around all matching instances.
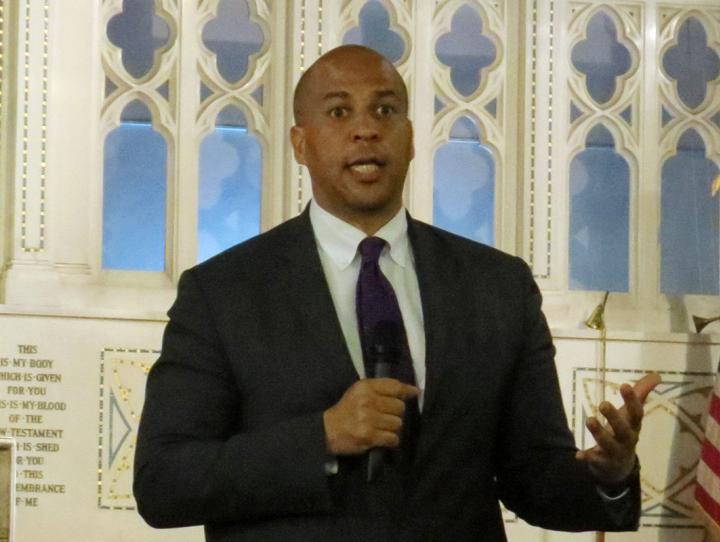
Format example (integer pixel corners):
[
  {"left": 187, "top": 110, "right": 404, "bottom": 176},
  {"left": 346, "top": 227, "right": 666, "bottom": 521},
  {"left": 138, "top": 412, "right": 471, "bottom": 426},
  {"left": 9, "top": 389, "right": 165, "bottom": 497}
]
[
  {"left": 701, "top": 439, "right": 720, "bottom": 480},
  {"left": 698, "top": 383, "right": 720, "bottom": 530},
  {"left": 710, "top": 394, "right": 720, "bottom": 424},
  {"left": 696, "top": 482, "right": 720, "bottom": 524}
]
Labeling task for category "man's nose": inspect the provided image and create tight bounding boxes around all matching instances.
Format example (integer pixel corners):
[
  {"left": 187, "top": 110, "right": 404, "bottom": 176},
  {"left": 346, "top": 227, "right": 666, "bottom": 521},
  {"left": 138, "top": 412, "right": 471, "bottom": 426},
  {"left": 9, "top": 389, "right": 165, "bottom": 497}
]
[{"left": 351, "top": 115, "right": 380, "bottom": 141}]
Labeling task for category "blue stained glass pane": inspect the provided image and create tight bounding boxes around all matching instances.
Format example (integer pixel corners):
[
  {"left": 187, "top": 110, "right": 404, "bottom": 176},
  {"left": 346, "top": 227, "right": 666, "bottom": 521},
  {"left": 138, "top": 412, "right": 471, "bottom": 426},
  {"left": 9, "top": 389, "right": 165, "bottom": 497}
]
[
  {"left": 198, "top": 121, "right": 262, "bottom": 263},
  {"left": 569, "top": 125, "right": 629, "bottom": 292},
  {"left": 105, "top": 77, "right": 118, "bottom": 98},
  {"left": 661, "top": 130, "right": 720, "bottom": 295},
  {"left": 202, "top": 0, "right": 264, "bottom": 84},
  {"left": 620, "top": 106, "right": 632, "bottom": 125},
  {"left": 571, "top": 11, "right": 631, "bottom": 105},
  {"left": 436, "top": 4, "right": 497, "bottom": 97},
  {"left": 662, "top": 106, "right": 674, "bottom": 127},
  {"left": 570, "top": 101, "right": 584, "bottom": 124},
  {"left": 433, "top": 118, "right": 495, "bottom": 245},
  {"left": 103, "top": 122, "right": 167, "bottom": 271},
  {"left": 201, "top": 81, "right": 214, "bottom": 103},
  {"left": 663, "top": 17, "right": 720, "bottom": 110},
  {"left": 485, "top": 99, "right": 497, "bottom": 119},
  {"left": 343, "top": 0, "right": 405, "bottom": 63},
  {"left": 107, "top": 0, "right": 170, "bottom": 80}
]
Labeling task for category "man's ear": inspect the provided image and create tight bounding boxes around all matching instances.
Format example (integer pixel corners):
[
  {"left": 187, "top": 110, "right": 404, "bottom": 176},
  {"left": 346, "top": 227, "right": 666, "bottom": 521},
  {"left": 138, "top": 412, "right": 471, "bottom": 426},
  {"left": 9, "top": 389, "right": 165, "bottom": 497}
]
[{"left": 290, "top": 126, "right": 307, "bottom": 165}]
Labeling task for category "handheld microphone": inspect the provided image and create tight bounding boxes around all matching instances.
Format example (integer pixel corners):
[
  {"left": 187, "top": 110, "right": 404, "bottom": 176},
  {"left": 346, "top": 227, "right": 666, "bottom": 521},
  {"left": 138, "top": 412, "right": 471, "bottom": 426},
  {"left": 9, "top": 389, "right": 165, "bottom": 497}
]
[{"left": 367, "top": 321, "right": 401, "bottom": 482}]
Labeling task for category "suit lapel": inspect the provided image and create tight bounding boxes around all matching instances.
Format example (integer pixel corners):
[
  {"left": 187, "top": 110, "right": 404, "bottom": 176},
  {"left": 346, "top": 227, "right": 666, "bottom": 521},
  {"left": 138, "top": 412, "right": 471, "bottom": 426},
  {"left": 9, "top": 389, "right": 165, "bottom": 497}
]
[
  {"left": 406, "top": 218, "right": 451, "bottom": 417},
  {"left": 275, "top": 210, "right": 359, "bottom": 387},
  {"left": 407, "top": 217, "right": 496, "bottom": 420}
]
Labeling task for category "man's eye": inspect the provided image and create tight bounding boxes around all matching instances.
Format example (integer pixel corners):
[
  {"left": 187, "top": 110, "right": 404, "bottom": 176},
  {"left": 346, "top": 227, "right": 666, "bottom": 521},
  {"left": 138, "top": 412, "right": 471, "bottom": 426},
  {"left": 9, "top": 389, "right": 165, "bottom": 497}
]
[
  {"left": 377, "top": 104, "right": 395, "bottom": 116},
  {"left": 330, "top": 107, "right": 347, "bottom": 118}
]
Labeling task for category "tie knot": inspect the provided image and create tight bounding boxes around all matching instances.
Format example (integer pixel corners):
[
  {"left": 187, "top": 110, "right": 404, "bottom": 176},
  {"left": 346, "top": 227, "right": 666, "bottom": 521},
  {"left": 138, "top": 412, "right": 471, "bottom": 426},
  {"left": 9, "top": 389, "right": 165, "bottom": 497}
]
[{"left": 358, "top": 237, "right": 386, "bottom": 265}]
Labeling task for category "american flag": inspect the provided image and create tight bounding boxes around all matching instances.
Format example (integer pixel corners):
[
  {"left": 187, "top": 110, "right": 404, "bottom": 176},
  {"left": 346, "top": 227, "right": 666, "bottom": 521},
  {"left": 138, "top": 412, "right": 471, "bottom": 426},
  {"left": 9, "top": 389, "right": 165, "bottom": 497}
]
[{"left": 696, "top": 367, "right": 720, "bottom": 540}]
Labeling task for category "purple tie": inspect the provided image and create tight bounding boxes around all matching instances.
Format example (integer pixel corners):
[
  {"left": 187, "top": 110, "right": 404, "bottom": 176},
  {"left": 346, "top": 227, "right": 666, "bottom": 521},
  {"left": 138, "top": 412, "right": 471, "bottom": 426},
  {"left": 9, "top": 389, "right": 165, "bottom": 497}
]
[
  {"left": 356, "top": 237, "right": 415, "bottom": 384},
  {"left": 356, "top": 237, "right": 420, "bottom": 474}
]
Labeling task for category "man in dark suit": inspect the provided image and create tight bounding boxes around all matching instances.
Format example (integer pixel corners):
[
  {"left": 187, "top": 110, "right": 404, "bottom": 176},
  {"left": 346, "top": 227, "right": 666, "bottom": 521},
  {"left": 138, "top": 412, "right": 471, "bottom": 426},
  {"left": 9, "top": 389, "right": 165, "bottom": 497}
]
[{"left": 134, "top": 45, "right": 659, "bottom": 541}]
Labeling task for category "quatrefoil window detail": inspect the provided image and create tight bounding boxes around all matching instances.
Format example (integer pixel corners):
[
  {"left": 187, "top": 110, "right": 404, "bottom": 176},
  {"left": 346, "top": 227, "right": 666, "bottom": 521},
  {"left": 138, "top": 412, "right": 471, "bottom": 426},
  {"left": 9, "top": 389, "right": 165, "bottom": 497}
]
[
  {"left": 436, "top": 4, "right": 497, "bottom": 98},
  {"left": 343, "top": 0, "right": 405, "bottom": 64},
  {"left": 571, "top": 11, "right": 631, "bottom": 105},
  {"left": 663, "top": 17, "right": 720, "bottom": 110},
  {"left": 107, "top": 0, "right": 171, "bottom": 80},
  {"left": 202, "top": 0, "right": 264, "bottom": 85}
]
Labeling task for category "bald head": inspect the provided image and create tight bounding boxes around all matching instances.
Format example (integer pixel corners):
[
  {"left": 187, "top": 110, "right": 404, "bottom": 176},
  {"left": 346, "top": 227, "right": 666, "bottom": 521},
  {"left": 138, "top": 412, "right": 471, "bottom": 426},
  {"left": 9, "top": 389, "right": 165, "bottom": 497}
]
[{"left": 293, "top": 45, "right": 408, "bottom": 125}]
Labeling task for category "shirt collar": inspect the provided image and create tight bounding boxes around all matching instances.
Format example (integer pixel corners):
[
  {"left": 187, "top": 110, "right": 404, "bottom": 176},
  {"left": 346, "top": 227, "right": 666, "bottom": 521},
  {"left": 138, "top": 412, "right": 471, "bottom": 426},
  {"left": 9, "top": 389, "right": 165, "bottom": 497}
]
[{"left": 310, "top": 200, "right": 411, "bottom": 270}]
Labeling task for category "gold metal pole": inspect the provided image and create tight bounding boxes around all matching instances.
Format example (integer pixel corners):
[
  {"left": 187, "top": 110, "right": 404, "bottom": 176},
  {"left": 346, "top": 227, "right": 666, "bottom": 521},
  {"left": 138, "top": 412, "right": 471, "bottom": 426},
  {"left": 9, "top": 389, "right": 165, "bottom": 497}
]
[{"left": 585, "top": 292, "right": 609, "bottom": 542}]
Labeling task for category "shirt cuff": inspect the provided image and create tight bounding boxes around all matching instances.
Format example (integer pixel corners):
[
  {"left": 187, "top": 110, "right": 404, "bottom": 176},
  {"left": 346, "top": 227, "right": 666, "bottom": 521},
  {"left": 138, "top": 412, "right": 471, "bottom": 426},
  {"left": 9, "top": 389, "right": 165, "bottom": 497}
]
[
  {"left": 593, "top": 456, "right": 639, "bottom": 501},
  {"left": 324, "top": 457, "right": 339, "bottom": 475},
  {"left": 596, "top": 484, "right": 631, "bottom": 501}
]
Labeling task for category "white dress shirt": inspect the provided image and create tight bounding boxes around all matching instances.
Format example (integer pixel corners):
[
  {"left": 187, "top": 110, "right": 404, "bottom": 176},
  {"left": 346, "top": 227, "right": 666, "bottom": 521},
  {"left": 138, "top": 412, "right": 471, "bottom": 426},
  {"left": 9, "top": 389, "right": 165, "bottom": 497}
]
[{"left": 309, "top": 201, "right": 426, "bottom": 406}]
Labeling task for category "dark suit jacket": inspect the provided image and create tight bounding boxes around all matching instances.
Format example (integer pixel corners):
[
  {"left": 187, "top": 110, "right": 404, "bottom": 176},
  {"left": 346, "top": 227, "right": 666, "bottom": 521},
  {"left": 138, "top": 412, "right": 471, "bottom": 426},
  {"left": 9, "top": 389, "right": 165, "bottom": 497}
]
[{"left": 134, "top": 210, "right": 640, "bottom": 541}]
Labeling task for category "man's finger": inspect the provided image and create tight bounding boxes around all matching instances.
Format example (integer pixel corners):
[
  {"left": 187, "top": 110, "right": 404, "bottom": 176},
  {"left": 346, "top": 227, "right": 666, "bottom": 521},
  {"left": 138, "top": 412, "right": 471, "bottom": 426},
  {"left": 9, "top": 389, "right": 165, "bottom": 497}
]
[
  {"left": 377, "top": 430, "right": 401, "bottom": 448},
  {"left": 397, "top": 384, "right": 421, "bottom": 400},
  {"left": 369, "top": 378, "right": 420, "bottom": 400},
  {"left": 375, "top": 413, "right": 403, "bottom": 433},
  {"left": 586, "top": 416, "right": 623, "bottom": 457},
  {"left": 619, "top": 384, "right": 643, "bottom": 430},
  {"left": 374, "top": 395, "right": 406, "bottom": 417},
  {"left": 632, "top": 372, "right": 661, "bottom": 404},
  {"left": 600, "top": 401, "right": 635, "bottom": 445},
  {"left": 577, "top": 446, "right": 607, "bottom": 465}
]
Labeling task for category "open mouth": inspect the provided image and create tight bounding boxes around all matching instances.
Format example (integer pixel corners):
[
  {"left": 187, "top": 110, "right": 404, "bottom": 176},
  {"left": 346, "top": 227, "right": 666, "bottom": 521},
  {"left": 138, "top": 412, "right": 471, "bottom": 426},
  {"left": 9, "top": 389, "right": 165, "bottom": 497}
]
[{"left": 347, "top": 158, "right": 386, "bottom": 174}]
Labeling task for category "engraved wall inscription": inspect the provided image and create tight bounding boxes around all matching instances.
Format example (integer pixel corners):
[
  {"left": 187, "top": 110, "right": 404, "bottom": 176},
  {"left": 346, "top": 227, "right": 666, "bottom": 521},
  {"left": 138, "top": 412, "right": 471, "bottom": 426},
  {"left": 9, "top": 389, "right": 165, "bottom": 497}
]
[
  {"left": 0, "top": 316, "right": 201, "bottom": 542},
  {"left": 0, "top": 345, "right": 67, "bottom": 509}
]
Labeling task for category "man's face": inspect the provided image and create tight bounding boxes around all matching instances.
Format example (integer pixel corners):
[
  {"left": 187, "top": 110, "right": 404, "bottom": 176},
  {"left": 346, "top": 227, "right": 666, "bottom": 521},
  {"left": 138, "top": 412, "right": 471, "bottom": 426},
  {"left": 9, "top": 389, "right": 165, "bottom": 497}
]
[{"left": 291, "top": 48, "right": 414, "bottom": 229}]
